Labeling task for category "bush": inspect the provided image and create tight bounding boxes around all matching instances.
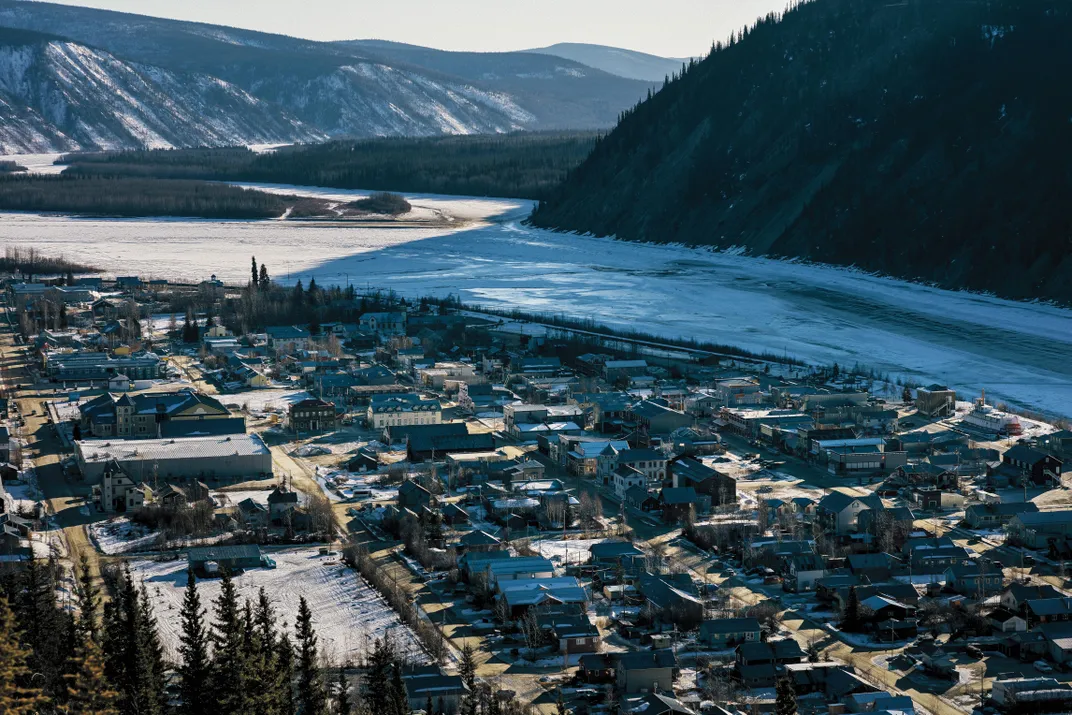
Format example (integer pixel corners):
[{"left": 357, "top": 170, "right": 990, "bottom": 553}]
[{"left": 348, "top": 192, "right": 411, "bottom": 215}]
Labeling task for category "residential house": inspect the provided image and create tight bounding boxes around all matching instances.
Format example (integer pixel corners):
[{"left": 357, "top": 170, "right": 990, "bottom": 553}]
[
  {"left": 265, "top": 326, "right": 310, "bottom": 353},
  {"left": 398, "top": 480, "right": 433, "bottom": 511},
  {"left": 589, "top": 541, "right": 646, "bottom": 571},
  {"left": 1002, "top": 445, "right": 1063, "bottom": 486},
  {"left": 612, "top": 465, "right": 647, "bottom": 500},
  {"left": 615, "top": 649, "right": 677, "bottom": 694},
  {"left": 402, "top": 667, "right": 469, "bottom": 715},
  {"left": 1010, "top": 510, "right": 1072, "bottom": 549},
  {"left": 735, "top": 639, "right": 806, "bottom": 687},
  {"left": 785, "top": 551, "right": 827, "bottom": 592},
  {"left": 618, "top": 693, "right": 696, "bottom": 715},
  {"left": 637, "top": 573, "right": 703, "bottom": 628},
  {"left": 816, "top": 491, "right": 885, "bottom": 535},
  {"left": 497, "top": 577, "right": 587, "bottom": 617},
  {"left": 614, "top": 448, "right": 668, "bottom": 487},
  {"left": 267, "top": 486, "right": 299, "bottom": 520},
  {"left": 1001, "top": 583, "right": 1065, "bottom": 614},
  {"left": 94, "top": 460, "right": 151, "bottom": 512},
  {"left": 359, "top": 312, "right": 406, "bottom": 336},
  {"left": 669, "top": 456, "right": 736, "bottom": 506},
  {"left": 659, "top": 487, "right": 709, "bottom": 524},
  {"left": 698, "top": 617, "right": 762, "bottom": 648},
  {"left": 536, "top": 612, "right": 601, "bottom": 654},
  {"left": 630, "top": 400, "right": 692, "bottom": 437},
  {"left": 602, "top": 359, "right": 648, "bottom": 384},
  {"left": 965, "top": 502, "right": 1039, "bottom": 530}
]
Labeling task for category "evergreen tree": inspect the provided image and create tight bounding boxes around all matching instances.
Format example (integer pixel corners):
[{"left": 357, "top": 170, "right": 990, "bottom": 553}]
[
  {"left": 775, "top": 677, "right": 798, "bottom": 715},
  {"left": 388, "top": 662, "right": 408, "bottom": 715},
  {"left": 259, "top": 264, "right": 270, "bottom": 288},
  {"left": 307, "top": 278, "right": 320, "bottom": 306},
  {"left": 131, "top": 584, "right": 168, "bottom": 715},
  {"left": 66, "top": 268, "right": 75, "bottom": 286},
  {"left": 295, "top": 597, "right": 327, "bottom": 715},
  {"left": 252, "top": 256, "right": 259, "bottom": 286},
  {"left": 253, "top": 588, "right": 283, "bottom": 713},
  {"left": 276, "top": 631, "right": 296, "bottom": 715},
  {"left": 458, "top": 642, "right": 477, "bottom": 715},
  {"left": 65, "top": 637, "right": 120, "bottom": 715},
  {"left": 335, "top": 666, "right": 352, "bottom": 715},
  {"left": 75, "top": 551, "right": 100, "bottom": 642},
  {"left": 178, "top": 571, "right": 212, "bottom": 715},
  {"left": 365, "top": 637, "right": 394, "bottom": 707},
  {"left": 292, "top": 281, "right": 305, "bottom": 309},
  {"left": 842, "top": 585, "right": 861, "bottom": 633},
  {"left": 0, "top": 597, "right": 49, "bottom": 715},
  {"left": 210, "top": 571, "right": 247, "bottom": 715}
]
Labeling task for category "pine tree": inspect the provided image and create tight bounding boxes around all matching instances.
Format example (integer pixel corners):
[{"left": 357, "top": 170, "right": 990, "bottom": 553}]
[
  {"left": 65, "top": 637, "right": 120, "bottom": 715},
  {"left": 252, "top": 256, "right": 259, "bottom": 286},
  {"left": 296, "top": 597, "right": 327, "bottom": 715},
  {"left": 178, "top": 571, "right": 212, "bottom": 715},
  {"left": 0, "top": 597, "right": 49, "bottom": 714},
  {"left": 775, "top": 677, "right": 798, "bottom": 715},
  {"left": 336, "top": 666, "right": 352, "bottom": 715}
]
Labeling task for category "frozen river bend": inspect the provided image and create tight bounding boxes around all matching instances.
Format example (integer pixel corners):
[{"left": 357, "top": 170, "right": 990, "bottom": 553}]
[{"left": 1, "top": 182, "right": 1069, "bottom": 417}]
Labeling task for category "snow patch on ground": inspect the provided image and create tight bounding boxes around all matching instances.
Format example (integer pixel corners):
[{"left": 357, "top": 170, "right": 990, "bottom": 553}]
[{"left": 130, "top": 548, "right": 427, "bottom": 664}]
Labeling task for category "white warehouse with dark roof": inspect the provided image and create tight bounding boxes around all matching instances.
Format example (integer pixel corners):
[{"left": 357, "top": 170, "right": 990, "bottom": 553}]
[{"left": 76, "top": 433, "right": 273, "bottom": 482}]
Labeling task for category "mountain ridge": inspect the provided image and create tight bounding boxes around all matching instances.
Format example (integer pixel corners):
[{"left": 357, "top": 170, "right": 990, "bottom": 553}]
[{"left": 0, "top": 0, "right": 658, "bottom": 150}]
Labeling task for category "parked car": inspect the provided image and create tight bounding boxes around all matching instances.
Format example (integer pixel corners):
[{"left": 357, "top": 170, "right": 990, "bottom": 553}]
[{"left": 1034, "top": 660, "right": 1054, "bottom": 673}]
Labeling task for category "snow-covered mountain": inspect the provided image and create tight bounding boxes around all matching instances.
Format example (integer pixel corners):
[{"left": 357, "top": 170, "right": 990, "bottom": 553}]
[
  {"left": 0, "top": 29, "right": 324, "bottom": 153},
  {"left": 0, "top": 1, "right": 658, "bottom": 151}
]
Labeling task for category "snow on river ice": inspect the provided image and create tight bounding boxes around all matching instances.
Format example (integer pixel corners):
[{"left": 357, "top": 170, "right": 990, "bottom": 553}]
[{"left": 1, "top": 180, "right": 1069, "bottom": 416}]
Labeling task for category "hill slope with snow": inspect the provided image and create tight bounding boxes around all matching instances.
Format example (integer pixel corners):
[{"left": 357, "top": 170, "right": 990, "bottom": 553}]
[{"left": 526, "top": 42, "right": 690, "bottom": 82}]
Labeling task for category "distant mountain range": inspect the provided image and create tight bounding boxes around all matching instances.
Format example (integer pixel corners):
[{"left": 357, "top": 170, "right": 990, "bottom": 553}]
[
  {"left": 526, "top": 43, "right": 691, "bottom": 82},
  {"left": 532, "top": 0, "right": 1072, "bottom": 304},
  {"left": 0, "top": 0, "right": 663, "bottom": 152}
]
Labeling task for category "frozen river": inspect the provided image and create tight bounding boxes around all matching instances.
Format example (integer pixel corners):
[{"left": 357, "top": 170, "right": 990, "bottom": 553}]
[{"left": 1, "top": 178, "right": 1069, "bottom": 417}]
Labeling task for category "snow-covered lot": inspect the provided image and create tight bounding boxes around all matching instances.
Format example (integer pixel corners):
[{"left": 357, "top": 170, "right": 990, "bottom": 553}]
[
  {"left": 90, "top": 517, "right": 161, "bottom": 555},
  {"left": 130, "top": 548, "right": 426, "bottom": 665},
  {"left": 4, "top": 185, "right": 1071, "bottom": 415},
  {"left": 221, "top": 389, "right": 311, "bottom": 413},
  {"left": 531, "top": 537, "right": 608, "bottom": 566}
]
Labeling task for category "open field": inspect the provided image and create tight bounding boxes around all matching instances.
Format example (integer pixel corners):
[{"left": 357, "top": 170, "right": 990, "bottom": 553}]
[{"left": 129, "top": 547, "right": 427, "bottom": 665}]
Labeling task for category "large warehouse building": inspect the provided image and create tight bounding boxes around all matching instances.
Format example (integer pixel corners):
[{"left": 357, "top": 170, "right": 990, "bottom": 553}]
[{"left": 76, "top": 433, "right": 273, "bottom": 482}]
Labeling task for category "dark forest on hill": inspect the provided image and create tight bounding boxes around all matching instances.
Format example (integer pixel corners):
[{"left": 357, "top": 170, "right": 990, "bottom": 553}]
[
  {"left": 531, "top": 0, "right": 1072, "bottom": 303},
  {"left": 0, "top": 174, "right": 289, "bottom": 218},
  {"left": 61, "top": 132, "right": 599, "bottom": 200}
]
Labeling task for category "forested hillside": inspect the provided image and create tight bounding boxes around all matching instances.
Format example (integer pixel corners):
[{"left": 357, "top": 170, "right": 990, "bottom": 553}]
[
  {"left": 531, "top": 0, "right": 1072, "bottom": 303},
  {"left": 62, "top": 133, "right": 599, "bottom": 199}
]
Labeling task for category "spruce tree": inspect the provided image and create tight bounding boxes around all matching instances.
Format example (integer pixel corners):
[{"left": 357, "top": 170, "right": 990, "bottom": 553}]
[
  {"left": 252, "top": 256, "right": 259, "bottom": 286},
  {"left": 253, "top": 588, "right": 282, "bottom": 713},
  {"left": 292, "top": 281, "right": 305, "bottom": 309},
  {"left": 388, "top": 661, "right": 408, "bottom": 715},
  {"left": 458, "top": 642, "right": 477, "bottom": 715},
  {"left": 178, "top": 571, "right": 212, "bottom": 715},
  {"left": 365, "top": 637, "right": 394, "bottom": 707},
  {"left": 74, "top": 552, "right": 100, "bottom": 643},
  {"left": 277, "top": 631, "right": 296, "bottom": 715},
  {"left": 131, "top": 583, "right": 168, "bottom": 715},
  {"left": 295, "top": 597, "right": 327, "bottom": 715},
  {"left": 259, "top": 264, "right": 270, "bottom": 288},
  {"left": 0, "top": 597, "right": 49, "bottom": 714},
  {"left": 210, "top": 571, "right": 247, "bottom": 715},
  {"left": 775, "top": 677, "right": 798, "bottom": 715}
]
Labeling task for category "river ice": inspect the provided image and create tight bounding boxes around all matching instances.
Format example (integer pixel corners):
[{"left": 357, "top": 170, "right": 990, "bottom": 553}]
[{"left": 1, "top": 180, "right": 1068, "bottom": 417}]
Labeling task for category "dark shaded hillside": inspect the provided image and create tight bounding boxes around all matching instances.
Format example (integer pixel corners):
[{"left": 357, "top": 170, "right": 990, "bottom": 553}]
[
  {"left": 62, "top": 133, "right": 599, "bottom": 200},
  {"left": 531, "top": 0, "right": 1072, "bottom": 303}
]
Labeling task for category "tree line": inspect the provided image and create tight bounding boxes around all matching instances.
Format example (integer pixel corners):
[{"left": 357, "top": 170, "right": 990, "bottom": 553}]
[
  {"left": 0, "top": 175, "right": 292, "bottom": 219},
  {"left": 61, "top": 132, "right": 600, "bottom": 200},
  {"left": 0, "top": 553, "right": 398, "bottom": 714},
  {"left": 0, "top": 245, "right": 97, "bottom": 279}
]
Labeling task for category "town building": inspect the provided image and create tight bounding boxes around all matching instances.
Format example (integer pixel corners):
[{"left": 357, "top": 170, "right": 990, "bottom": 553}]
[
  {"left": 77, "top": 433, "right": 273, "bottom": 482},
  {"left": 367, "top": 394, "right": 443, "bottom": 430},
  {"left": 288, "top": 398, "right": 337, "bottom": 433},
  {"left": 78, "top": 389, "right": 242, "bottom": 439}
]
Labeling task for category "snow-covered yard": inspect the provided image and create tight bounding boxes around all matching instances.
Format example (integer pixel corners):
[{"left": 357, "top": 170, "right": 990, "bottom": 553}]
[
  {"left": 130, "top": 547, "right": 427, "bottom": 665},
  {"left": 89, "top": 517, "right": 161, "bottom": 555},
  {"left": 531, "top": 537, "right": 607, "bottom": 566},
  {"left": 221, "top": 389, "right": 311, "bottom": 413}
]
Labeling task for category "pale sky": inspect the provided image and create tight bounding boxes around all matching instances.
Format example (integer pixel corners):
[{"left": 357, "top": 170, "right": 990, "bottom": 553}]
[{"left": 43, "top": 0, "right": 787, "bottom": 58}]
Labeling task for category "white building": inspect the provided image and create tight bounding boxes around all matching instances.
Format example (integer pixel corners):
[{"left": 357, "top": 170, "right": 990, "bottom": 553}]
[{"left": 367, "top": 394, "right": 443, "bottom": 430}]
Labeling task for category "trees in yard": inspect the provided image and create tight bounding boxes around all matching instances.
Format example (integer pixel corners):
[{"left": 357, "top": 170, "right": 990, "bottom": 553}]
[
  {"left": 841, "top": 586, "right": 862, "bottom": 633},
  {"left": 775, "top": 677, "right": 798, "bottom": 715}
]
